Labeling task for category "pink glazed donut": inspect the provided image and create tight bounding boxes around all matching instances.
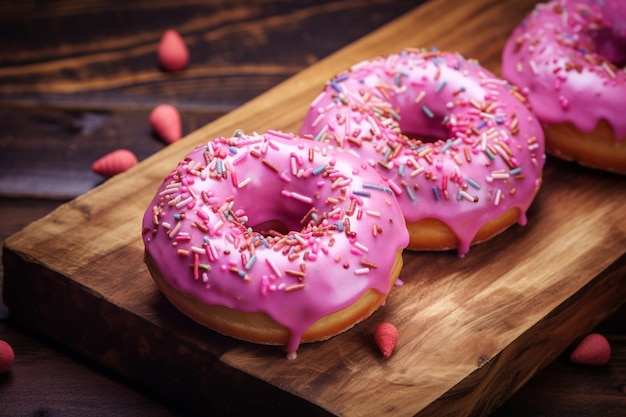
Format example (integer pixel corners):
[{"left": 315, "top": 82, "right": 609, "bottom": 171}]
[
  {"left": 502, "top": 0, "right": 626, "bottom": 174},
  {"left": 300, "top": 49, "right": 545, "bottom": 256},
  {"left": 142, "top": 130, "right": 408, "bottom": 359}
]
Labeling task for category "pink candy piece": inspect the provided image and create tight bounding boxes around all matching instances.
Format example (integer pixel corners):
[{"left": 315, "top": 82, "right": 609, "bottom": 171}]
[
  {"left": 150, "top": 104, "right": 182, "bottom": 144},
  {"left": 157, "top": 29, "right": 189, "bottom": 72},
  {"left": 92, "top": 149, "right": 138, "bottom": 178},
  {"left": 570, "top": 333, "right": 611, "bottom": 366},
  {"left": 374, "top": 322, "right": 398, "bottom": 358},
  {"left": 0, "top": 340, "right": 15, "bottom": 373}
]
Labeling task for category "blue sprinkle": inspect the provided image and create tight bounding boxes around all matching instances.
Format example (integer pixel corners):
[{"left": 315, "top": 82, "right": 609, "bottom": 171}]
[
  {"left": 398, "top": 164, "right": 406, "bottom": 177},
  {"left": 432, "top": 186, "right": 440, "bottom": 201},
  {"left": 435, "top": 80, "right": 447, "bottom": 93},
  {"left": 336, "top": 221, "right": 344, "bottom": 231},
  {"left": 228, "top": 146, "right": 238, "bottom": 155},
  {"left": 422, "top": 105, "right": 435, "bottom": 119},
  {"left": 466, "top": 177, "right": 481, "bottom": 190},
  {"left": 313, "top": 164, "right": 327, "bottom": 175},
  {"left": 245, "top": 253, "right": 257, "bottom": 270},
  {"left": 353, "top": 190, "right": 372, "bottom": 197},
  {"left": 363, "top": 183, "right": 393, "bottom": 194},
  {"left": 313, "top": 129, "right": 326, "bottom": 141},
  {"left": 330, "top": 80, "right": 342, "bottom": 93},
  {"left": 484, "top": 148, "right": 496, "bottom": 161},
  {"left": 441, "top": 139, "right": 455, "bottom": 153},
  {"left": 476, "top": 120, "right": 487, "bottom": 130},
  {"left": 335, "top": 73, "right": 349, "bottom": 83},
  {"left": 406, "top": 184, "right": 416, "bottom": 202},
  {"left": 510, "top": 167, "right": 522, "bottom": 176},
  {"left": 216, "top": 159, "right": 223, "bottom": 174}
]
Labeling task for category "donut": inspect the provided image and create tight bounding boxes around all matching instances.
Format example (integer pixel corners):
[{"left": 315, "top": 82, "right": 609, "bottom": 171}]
[
  {"left": 300, "top": 49, "right": 545, "bottom": 256},
  {"left": 142, "top": 130, "right": 409, "bottom": 359},
  {"left": 502, "top": 0, "right": 626, "bottom": 174}
]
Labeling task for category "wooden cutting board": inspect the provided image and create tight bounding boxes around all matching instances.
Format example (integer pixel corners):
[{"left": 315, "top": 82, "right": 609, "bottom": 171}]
[{"left": 4, "top": 0, "right": 626, "bottom": 415}]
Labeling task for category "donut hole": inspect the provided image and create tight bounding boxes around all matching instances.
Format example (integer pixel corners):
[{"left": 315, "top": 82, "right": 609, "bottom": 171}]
[
  {"left": 399, "top": 110, "right": 450, "bottom": 144},
  {"left": 591, "top": 27, "right": 626, "bottom": 68},
  {"left": 402, "top": 131, "right": 443, "bottom": 144},
  {"left": 247, "top": 203, "right": 316, "bottom": 237},
  {"left": 250, "top": 219, "right": 292, "bottom": 236}
]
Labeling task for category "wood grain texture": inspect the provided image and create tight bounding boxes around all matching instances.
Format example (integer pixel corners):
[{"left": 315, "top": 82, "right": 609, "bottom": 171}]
[
  {"left": 0, "top": 0, "right": 415, "bottom": 110},
  {"left": 0, "top": 0, "right": 415, "bottom": 200},
  {"left": 3, "top": 0, "right": 626, "bottom": 416}
]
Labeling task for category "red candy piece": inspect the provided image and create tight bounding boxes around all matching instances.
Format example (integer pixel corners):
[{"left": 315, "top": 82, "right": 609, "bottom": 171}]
[
  {"left": 157, "top": 29, "right": 189, "bottom": 72},
  {"left": 150, "top": 104, "right": 182, "bottom": 144},
  {"left": 570, "top": 333, "right": 611, "bottom": 366},
  {"left": 0, "top": 339, "right": 15, "bottom": 373},
  {"left": 91, "top": 149, "right": 138, "bottom": 178},
  {"left": 374, "top": 322, "right": 398, "bottom": 358}
]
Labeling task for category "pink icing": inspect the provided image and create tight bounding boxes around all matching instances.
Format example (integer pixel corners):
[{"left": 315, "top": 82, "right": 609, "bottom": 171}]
[
  {"left": 300, "top": 49, "right": 545, "bottom": 256},
  {"left": 502, "top": 0, "right": 626, "bottom": 140},
  {"left": 142, "top": 131, "right": 409, "bottom": 357}
]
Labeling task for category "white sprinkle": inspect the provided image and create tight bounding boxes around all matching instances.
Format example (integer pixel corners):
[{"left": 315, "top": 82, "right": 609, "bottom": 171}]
[
  {"left": 289, "top": 192, "right": 313, "bottom": 204},
  {"left": 191, "top": 246, "right": 205, "bottom": 254},
  {"left": 603, "top": 62, "right": 616, "bottom": 79},
  {"left": 410, "top": 166, "right": 425, "bottom": 177},
  {"left": 354, "top": 267, "right": 370, "bottom": 275},
  {"left": 312, "top": 113, "right": 325, "bottom": 127},
  {"left": 493, "top": 189, "right": 502, "bottom": 206},
  {"left": 159, "top": 187, "right": 179, "bottom": 196},
  {"left": 491, "top": 171, "right": 510, "bottom": 180},
  {"left": 167, "top": 222, "right": 181, "bottom": 238},
  {"left": 354, "top": 241, "right": 369, "bottom": 253},
  {"left": 175, "top": 196, "right": 193, "bottom": 209},
  {"left": 237, "top": 177, "right": 252, "bottom": 189},
  {"left": 266, "top": 258, "right": 282, "bottom": 277}
]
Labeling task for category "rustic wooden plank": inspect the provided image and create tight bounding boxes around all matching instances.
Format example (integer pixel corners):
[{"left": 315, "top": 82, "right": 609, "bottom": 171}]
[
  {"left": 0, "top": 0, "right": 416, "bottom": 201},
  {"left": 0, "top": 0, "right": 416, "bottom": 109},
  {"left": 0, "top": 108, "right": 219, "bottom": 199},
  {"left": 492, "top": 304, "right": 626, "bottom": 417},
  {"left": 3, "top": 0, "right": 626, "bottom": 416}
]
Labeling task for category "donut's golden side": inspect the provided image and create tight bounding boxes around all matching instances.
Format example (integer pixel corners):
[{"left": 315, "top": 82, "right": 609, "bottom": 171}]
[
  {"left": 406, "top": 207, "right": 522, "bottom": 251},
  {"left": 545, "top": 120, "right": 626, "bottom": 175},
  {"left": 144, "top": 250, "right": 404, "bottom": 346}
]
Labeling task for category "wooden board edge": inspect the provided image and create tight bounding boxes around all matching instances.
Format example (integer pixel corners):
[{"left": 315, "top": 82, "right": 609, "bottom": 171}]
[
  {"left": 416, "top": 253, "right": 626, "bottom": 417},
  {"left": 1, "top": 245, "right": 336, "bottom": 416}
]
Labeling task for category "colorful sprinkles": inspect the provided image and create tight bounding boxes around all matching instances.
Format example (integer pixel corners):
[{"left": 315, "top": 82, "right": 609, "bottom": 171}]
[
  {"left": 142, "top": 131, "right": 408, "bottom": 357},
  {"left": 300, "top": 48, "right": 545, "bottom": 255}
]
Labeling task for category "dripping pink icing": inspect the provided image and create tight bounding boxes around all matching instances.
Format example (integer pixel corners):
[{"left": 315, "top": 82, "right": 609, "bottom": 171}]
[
  {"left": 300, "top": 49, "right": 545, "bottom": 256},
  {"left": 502, "top": 0, "right": 626, "bottom": 140},
  {"left": 142, "top": 131, "right": 409, "bottom": 357}
]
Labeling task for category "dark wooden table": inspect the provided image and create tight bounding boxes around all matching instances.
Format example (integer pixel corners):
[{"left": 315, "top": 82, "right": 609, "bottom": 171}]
[{"left": 1, "top": 1, "right": 624, "bottom": 415}]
